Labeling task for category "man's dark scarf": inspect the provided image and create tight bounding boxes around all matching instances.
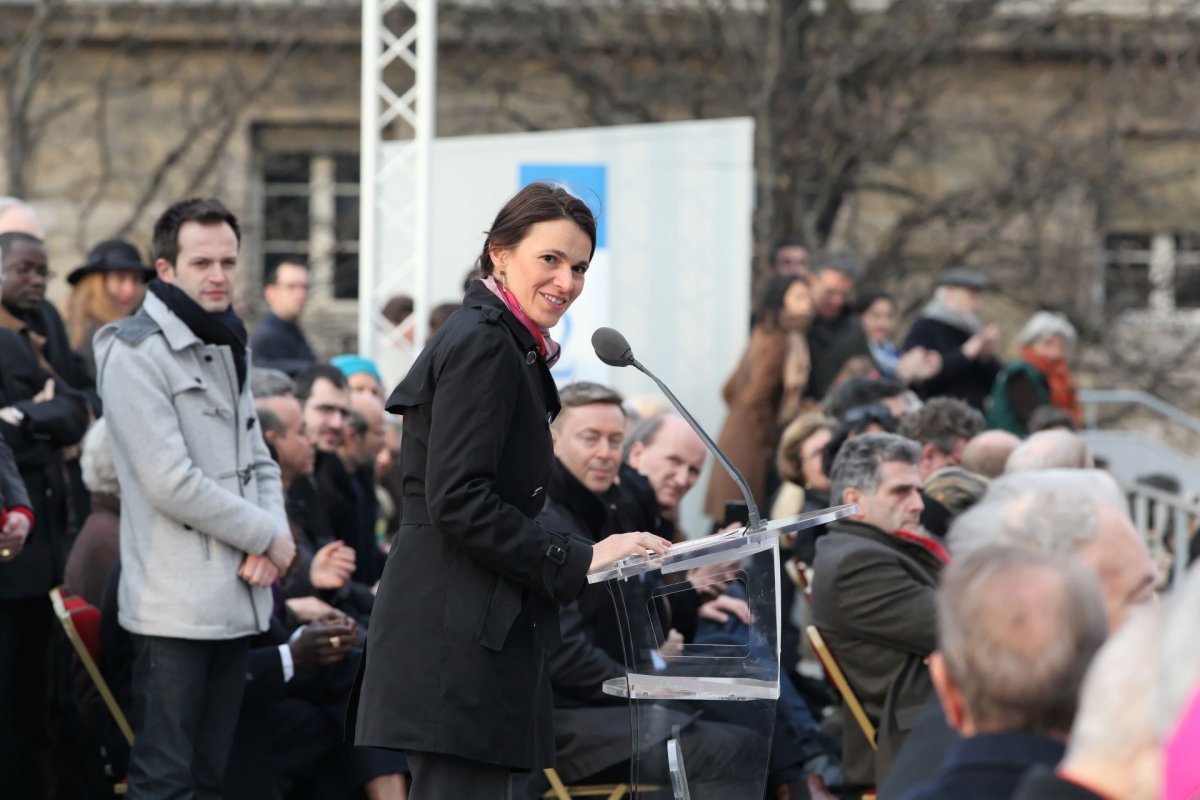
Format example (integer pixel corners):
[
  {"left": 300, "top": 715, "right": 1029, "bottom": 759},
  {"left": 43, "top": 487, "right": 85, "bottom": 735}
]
[{"left": 148, "top": 278, "right": 247, "bottom": 392}]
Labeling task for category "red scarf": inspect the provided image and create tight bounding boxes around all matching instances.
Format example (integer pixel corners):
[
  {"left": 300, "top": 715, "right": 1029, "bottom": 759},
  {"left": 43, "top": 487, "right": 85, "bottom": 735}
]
[
  {"left": 891, "top": 529, "right": 951, "bottom": 564},
  {"left": 481, "top": 276, "right": 561, "bottom": 367},
  {"left": 1019, "top": 345, "right": 1081, "bottom": 424}
]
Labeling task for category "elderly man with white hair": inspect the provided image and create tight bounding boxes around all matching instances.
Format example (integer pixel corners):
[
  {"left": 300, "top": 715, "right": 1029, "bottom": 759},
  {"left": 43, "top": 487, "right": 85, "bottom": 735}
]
[
  {"left": 987, "top": 310, "right": 1081, "bottom": 437},
  {"left": 879, "top": 469, "right": 1158, "bottom": 800},
  {"left": 1004, "top": 429, "right": 1093, "bottom": 473},
  {"left": 1011, "top": 606, "right": 1162, "bottom": 800},
  {"left": 899, "top": 546, "right": 1108, "bottom": 800},
  {"left": 1014, "top": 564, "right": 1200, "bottom": 800}
]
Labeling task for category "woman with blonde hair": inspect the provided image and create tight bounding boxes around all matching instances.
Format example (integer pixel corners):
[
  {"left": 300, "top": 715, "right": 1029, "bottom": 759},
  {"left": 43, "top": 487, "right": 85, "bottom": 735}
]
[{"left": 61, "top": 239, "right": 154, "bottom": 378}]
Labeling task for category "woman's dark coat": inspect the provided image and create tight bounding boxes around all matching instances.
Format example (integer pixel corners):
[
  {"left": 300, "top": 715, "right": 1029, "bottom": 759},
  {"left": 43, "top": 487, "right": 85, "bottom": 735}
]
[{"left": 348, "top": 282, "right": 593, "bottom": 770}]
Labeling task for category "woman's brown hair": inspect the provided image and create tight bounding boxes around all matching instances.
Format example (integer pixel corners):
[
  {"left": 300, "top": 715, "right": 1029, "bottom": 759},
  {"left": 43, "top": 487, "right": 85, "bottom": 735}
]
[
  {"left": 477, "top": 183, "right": 597, "bottom": 277},
  {"left": 61, "top": 272, "right": 126, "bottom": 349}
]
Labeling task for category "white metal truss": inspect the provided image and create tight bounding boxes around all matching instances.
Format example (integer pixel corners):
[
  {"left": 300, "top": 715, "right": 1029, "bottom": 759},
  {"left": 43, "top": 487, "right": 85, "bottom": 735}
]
[{"left": 359, "top": 0, "right": 437, "bottom": 369}]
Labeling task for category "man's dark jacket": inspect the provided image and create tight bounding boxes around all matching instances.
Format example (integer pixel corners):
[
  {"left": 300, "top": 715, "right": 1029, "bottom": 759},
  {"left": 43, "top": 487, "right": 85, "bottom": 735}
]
[
  {"left": 538, "top": 459, "right": 701, "bottom": 783},
  {"left": 901, "top": 316, "right": 1001, "bottom": 412},
  {"left": 314, "top": 451, "right": 385, "bottom": 587},
  {"left": 806, "top": 309, "right": 871, "bottom": 400},
  {"left": 348, "top": 282, "right": 592, "bottom": 771},
  {"left": 897, "top": 732, "right": 1065, "bottom": 800},
  {"left": 0, "top": 328, "right": 89, "bottom": 599},
  {"left": 877, "top": 695, "right": 959, "bottom": 800},
  {"left": 540, "top": 460, "right": 701, "bottom": 660},
  {"left": 250, "top": 312, "right": 316, "bottom": 377},
  {"left": 1012, "top": 767, "right": 1108, "bottom": 800},
  {"left": 809, "top": 519, "right": 943, "bottom": 786},
  {"left": 283, "top": 474, "right": 374, "bottom": 623}
]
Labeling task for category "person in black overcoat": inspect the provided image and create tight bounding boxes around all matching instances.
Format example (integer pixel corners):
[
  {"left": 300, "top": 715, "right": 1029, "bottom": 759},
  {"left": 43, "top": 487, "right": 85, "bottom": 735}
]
[
  {"left": 900, "top": 268, "right": 1002, "bottom": 412},
  {"left": 347, "top": 183, "right": 671, "bottom": 798},
  {"left": 0, "top": 319, "right": 90, "bottom": 797}
]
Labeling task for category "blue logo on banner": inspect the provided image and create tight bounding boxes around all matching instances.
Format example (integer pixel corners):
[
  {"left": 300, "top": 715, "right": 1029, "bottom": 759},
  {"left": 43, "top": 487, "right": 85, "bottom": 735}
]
[{"left": 518, "top": 164, "right": 607, "bottom": 249}]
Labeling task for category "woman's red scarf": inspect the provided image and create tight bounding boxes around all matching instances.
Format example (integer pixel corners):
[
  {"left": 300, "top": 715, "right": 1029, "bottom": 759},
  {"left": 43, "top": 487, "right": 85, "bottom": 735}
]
[
  {"left": 481, "top": 276, "right": 561, "bottom": 367},
  {"left": 1020, "top": 345, "right": 1081, "bottom": 424}
]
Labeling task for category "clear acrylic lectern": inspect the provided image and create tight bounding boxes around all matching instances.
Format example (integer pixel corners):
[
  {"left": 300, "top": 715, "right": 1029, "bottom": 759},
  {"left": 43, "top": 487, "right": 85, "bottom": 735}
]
[{"left": 587, "top": 504, "right": 856, "bottom": 799}]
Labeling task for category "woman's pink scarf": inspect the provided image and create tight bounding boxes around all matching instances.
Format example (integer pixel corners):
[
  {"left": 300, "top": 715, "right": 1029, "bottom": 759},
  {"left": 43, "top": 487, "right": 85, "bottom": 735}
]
[{"left": 481, "top": 276, "right": 562, "bottom": 368}]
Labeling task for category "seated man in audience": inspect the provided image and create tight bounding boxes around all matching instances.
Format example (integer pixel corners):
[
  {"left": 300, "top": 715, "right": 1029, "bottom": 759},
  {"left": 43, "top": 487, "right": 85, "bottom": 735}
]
[
  {"left": 336, "top": 391, "right": 388, "bottom": 586},
  {"left": 809, "top": 433, "right": 942, "bottom": 787},
  {"left": 897, "top": 397, "right": 986, "bottom": 536},
  {"left": 897, "top": 398, "right": 985, "bottom": 482},
  {"left": 899, "top": 546, "right": 1108, "bottom": 800},
  {"left": 1013, "top": 606, "right": 1162, "bottom": 800},
  {"left": 1005, "top": 428, "right": 1092, "bottom": 473},
  {"left": 959, "top": 429, "right": 1020, "bottom": 479},
  {"left": 255, "top": 393, "right": 367, "bottom": 621},
  {"left": 1019, "top": 564, "right": 1200, "bottom": 800},
  {"left": 541, "top": 382, "right": 834, "bottom": 800},
  {"left": 879, "top": 469, "right": 1157, "bottom": 799},
  {"left": 624, "top": 413, "right": 707, "bottom": 539}
]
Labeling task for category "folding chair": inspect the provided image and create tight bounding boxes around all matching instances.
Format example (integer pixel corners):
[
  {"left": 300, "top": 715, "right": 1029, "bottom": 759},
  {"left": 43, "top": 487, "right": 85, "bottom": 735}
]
[
  {"left": 805, "top": 625, "right": 876, "bottom": 750},
  {"left": 50, "top": 587, "right": 132, "bottom": 795},
  {"left": 542, "top": 768, "right": 631, "bottom": 799},
  {"left": 542, "top": 766, "right": 668, "bottom": 799}
]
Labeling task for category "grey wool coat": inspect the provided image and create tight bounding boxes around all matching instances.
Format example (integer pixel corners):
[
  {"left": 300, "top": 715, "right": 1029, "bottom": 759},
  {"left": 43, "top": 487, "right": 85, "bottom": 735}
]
[{"left": 95, "top": 291, "right": 287, "bottom": 640}]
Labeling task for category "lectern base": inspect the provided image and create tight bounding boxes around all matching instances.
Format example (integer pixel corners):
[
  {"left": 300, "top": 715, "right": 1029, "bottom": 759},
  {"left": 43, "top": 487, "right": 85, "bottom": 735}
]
[{"left": 602, "top": 674, "right": 782, "bottom": 701}]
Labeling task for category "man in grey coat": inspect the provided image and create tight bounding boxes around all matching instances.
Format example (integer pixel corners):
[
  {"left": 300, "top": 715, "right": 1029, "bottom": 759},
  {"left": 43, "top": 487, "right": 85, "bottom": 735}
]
[
  {"left": 809, "top": 433, "right": 943, "bottom": 789},
  {"left": 96, "top": 197, "right": 295, "bottom": 799}
]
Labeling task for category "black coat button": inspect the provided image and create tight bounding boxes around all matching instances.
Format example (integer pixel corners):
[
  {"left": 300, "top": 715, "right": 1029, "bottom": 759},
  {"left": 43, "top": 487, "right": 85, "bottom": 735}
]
[{"left": 526, "top": 350, "right": 537, "bottom": 365}]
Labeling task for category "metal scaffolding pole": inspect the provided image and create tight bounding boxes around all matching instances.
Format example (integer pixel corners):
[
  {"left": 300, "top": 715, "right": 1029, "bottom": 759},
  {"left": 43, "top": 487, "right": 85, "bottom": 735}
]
[{"left": 359, "top": 0, "right": 437, "bottom": 367}]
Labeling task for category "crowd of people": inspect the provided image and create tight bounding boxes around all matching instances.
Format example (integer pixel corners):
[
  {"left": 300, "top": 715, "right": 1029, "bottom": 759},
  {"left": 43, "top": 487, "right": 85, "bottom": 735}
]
[{"left": 0, "top": 191, "right": 1197, "bottom": 800}]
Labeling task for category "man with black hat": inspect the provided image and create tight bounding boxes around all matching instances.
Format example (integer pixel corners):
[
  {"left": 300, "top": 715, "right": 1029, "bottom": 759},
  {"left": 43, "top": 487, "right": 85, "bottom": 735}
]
[
  {"left": 62, "top": 238, "right": 156, "bottom": 380},
  {"left": 901, "top": 268, "right": 1002, "bottom": 412}
]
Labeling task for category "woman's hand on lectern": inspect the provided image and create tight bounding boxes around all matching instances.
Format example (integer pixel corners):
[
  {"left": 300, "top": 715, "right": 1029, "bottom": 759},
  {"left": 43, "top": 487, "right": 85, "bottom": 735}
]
[{"left": 590, "top": 531, "right": 672, "bottom": 572}]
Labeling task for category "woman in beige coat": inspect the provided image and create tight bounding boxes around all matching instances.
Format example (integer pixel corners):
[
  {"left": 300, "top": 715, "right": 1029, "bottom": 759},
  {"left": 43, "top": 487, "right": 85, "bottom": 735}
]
[{"left": 704, "top": 274, "right": 813, "bottom": 521}]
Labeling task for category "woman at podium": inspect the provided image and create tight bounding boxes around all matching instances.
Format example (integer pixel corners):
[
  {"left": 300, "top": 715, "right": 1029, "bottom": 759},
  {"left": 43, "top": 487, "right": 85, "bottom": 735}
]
[{"left": 348, "top": 182, "right": 670, "bottom": 798}]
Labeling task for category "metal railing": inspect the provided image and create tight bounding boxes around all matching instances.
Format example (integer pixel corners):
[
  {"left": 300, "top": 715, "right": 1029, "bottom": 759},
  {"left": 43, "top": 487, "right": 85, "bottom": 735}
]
[
  {"left": 1080, "top": 389, "right": 1200, "bottom": 584},
  {"left": 1080, "top": 388, "right": 1200, "bottom": 438},
  {"left": 1117, "top": 478, "right": 1198, "bottom": 586}
]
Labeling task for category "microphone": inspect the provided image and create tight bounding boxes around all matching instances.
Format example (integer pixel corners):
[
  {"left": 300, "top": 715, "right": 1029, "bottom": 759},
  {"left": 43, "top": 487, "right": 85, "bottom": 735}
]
[{"left": 591, "top": 327, "right": 763, "bottom": 532}]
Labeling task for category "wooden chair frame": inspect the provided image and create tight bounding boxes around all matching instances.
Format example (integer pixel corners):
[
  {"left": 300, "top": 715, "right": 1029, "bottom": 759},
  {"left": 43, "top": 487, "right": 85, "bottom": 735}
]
[
  {"left": 50, "top": 587, "right": 134, "bottom": 745},
  {"left": 805, "top": 625, "right": 877, "bottom": 750},
  {"left": 542, "top": 768, "right": 631, "bottom": 799}
]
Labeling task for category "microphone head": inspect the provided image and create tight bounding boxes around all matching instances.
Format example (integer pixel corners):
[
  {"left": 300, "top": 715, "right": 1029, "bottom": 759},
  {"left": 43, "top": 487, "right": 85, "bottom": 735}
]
[{"left": 592, "top": 327, "right": 635, "bottom": 368}]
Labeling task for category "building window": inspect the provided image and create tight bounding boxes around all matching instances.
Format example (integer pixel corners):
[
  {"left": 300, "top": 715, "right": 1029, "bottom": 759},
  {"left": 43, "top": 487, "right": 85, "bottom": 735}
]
[
  {"left": 1103, "top": 232, "right": 1200, "bottom": 315},
  {"left": 261, "top": 147, "right": 360, "bottom": 301}
]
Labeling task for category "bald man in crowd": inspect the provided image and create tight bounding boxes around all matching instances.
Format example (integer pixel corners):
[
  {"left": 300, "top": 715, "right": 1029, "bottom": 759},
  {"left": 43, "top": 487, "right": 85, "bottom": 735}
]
[
  {"left": 1005, "top": 429, "right": 1092, "bottom": 473},
  {"left": 960, "top": 430, "right": 1021, "bottom": 479}
]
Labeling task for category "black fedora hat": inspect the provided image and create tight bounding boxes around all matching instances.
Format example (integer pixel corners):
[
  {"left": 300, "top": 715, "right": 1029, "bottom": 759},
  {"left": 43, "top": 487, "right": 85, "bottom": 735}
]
[{"left": 67, "top": 238, "right": 155, "bottom": 285}]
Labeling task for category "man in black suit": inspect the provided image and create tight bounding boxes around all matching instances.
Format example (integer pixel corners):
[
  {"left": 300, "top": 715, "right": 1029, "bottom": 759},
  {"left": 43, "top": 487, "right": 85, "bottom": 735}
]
[
  {"left": 898, "top": 545, "right": 1107, "bottom": 800},
  {"left": 809, "top": 432, "right": 943, "bottom": 787},
  {"left": 538, "top": 382, "right": 811, "bottom": 800}
]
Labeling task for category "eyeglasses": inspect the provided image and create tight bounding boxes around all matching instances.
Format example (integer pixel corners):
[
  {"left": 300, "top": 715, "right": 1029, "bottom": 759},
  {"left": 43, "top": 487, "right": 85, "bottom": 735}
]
[{"left": 7, "top": 264, "right": 55, "bottom": 280}]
